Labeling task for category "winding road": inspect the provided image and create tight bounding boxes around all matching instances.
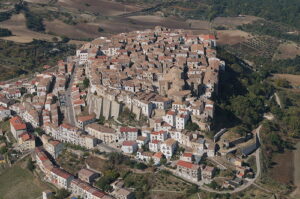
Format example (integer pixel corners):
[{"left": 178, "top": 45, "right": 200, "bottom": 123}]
[{"left": 197, "top": 125, "right": 263, "bottom": 194}]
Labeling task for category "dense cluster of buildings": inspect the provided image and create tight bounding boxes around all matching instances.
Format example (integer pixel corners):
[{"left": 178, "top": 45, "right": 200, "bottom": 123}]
[
  {"left": 0, "top": 27, "right": 258, "bottom": 194},
  {"left": 35, "top": 147, "right": 113, "bottom": 199}
]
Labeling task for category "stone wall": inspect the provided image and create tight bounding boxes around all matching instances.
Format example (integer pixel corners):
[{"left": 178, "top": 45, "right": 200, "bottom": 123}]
[{"left": 87, "top": 92, "right": 121, "bottom": 120}]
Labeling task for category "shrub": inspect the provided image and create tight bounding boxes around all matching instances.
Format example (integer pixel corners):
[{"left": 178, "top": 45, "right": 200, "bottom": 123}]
[
  {"left": 0, "top": 28, "right": 12, "bottom": 37},
  {"left": 25, "top": 12, "right": 45, "bottom": 32}
]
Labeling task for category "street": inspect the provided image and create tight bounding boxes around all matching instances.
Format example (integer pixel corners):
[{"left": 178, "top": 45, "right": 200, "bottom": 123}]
[{"left": 64, "top": 63, "right": 77, "bottom": 126}]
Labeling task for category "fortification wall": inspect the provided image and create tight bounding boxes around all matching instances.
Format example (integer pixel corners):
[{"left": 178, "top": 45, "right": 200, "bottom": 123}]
[{"left": 87, "top": 91, "right": 121, "bottom": 120}]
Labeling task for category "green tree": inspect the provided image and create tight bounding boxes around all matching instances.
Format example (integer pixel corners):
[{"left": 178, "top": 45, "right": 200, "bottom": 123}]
[
  {"left": 98, "top": 27, "right": 104, "bottom": 32},
  {"left": 0, "top": 28, "right": 12, "bottom": 37},
  {"left": 0, "top": 146, "right": 7, "bottom": 154},
  {"left": 160, "top": 155, "right": 167, "bottom": 165},
  {"left": 95, "top": 170, "right": 120, "bottom": 192},
  {"left": 83, "top": 77, "right": 90, "bottom": 88},
  {"left": 135, "top": 162, "right": 148, "bottom": 170},
  {"left": 54, "top": 189, "right": 70, "bottom": 199},
  {"left": 97, "top": 115, "right": 105, "bottom": 125},
  {"left": 148, "top": 158, "right": 154, "bottom": 166},
  {"left": 185, "top": 120, "right": 199, "bottom": 131},
  {"left": 27, "top": 159, "right": 35, "bottom": 171},
  {"left": 61, "top": 36, "right": 70, "bottom": 43}
]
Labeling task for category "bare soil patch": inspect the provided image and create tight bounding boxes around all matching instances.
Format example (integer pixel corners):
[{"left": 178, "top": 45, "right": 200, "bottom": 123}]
[
  {"left": 86, "top": 155, "right": 109, "bottom": 173},
  {"left": 274, "top": 42, "right": 300, "bottom": 60},
  {"left": 45, "top": 19, "right": 101, "bottom": 39},
  {"left": 126, "top": 15, "right": 190, "bottom": 29},
  {"left": 57, "top": 0, "right": 143, "bottom": 16},
  {"left": 217, "top": 30, "right": 252, "bottom": 45},
  {"left": 186, "top": 19, "right": 210, "bottom": 30},
  {"left": 213, "top": 15, "right": 260, "bottom": 29},
  {"left": 0, "top": 13, "right": 54, "bottom": 43},
  {"left": 269, "top": 150, "right": 294, "bottom": 184},
  {"left": 272, "top": 74, "right": 300, "bottom": 87}
]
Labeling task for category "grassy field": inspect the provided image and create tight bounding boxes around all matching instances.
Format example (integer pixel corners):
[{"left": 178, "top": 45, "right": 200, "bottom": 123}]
[{"left": 0, "top": 159, "right": 53, "bottom": 199}]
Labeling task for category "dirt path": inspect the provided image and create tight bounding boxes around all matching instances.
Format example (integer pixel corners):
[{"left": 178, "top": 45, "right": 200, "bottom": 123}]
[
  {"left": 290, "top": 142, "right": 300, "bottom": 198},
  {"left": 274, "top": 93, "right": 282, "bottom": 108}
]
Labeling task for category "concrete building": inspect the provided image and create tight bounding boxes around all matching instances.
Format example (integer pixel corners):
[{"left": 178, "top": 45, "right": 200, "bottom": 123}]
[
  {"left": 0, "top": 106, "right": 11, "bottom": 120},
  {"left": 121, "top": 141, "right": 138, "bottom": 154},
  {"left": 160, "top": 138, "right": 177, "bottom": 159},
  {"left": 118, "top": 127, "right": 138, "bottom": 141},
  {"left": 78, "top": 168, "right": 100, "bottom": 184},
  {"left": 10, "top": 116, "right": 27, "bottom": 139},
  {"left": 86, "top": 123, "right": 117, "bottom": 144},
  {"left": 176, "top": 160, "right": 201, "bottom": 182}
]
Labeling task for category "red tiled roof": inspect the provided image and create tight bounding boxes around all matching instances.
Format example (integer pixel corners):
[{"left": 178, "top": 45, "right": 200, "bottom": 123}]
[
  {"left": 49, "top": 140, "right": 61, "bottom": 146},
  {"left": 151, "top": 140, "right": 160, "bottom": 144},
  {"left": 122, "top": 141, "right": 136, "bottom": 146},
  {"left": 77, "top": 114, "right": 95, "bottom": 122},
  {"left": 182, "top": 152, "right": 193, "bottom": 157},
  {"left": 120, "top": 127, "right": 138, "bottom": 133},
  {"left": 92, "top": 190, "right": 105, "bottom": 198},
  {"left": 10, "top": 116, "right": 26, "bottom": 131},
  {"left": 177, "top": 160, "right": 199, "bottom": 170},
  {"left": 151, "top": 130, "right": 166, "bottom": 135},
  {"left": 201, "top": 34, "right": 216, "bottom": 40},
  {"left": 51, "top": 167, "right": 72, "bottom": 179},
  {"left": 166, "top": 110, "right": 176, "bottom": 115},
  {"left": 153, "top": 152, "right": 163, "bottom": 159},
  {"left": 19, "top": 132, "right": 33, "bottom": 141}
]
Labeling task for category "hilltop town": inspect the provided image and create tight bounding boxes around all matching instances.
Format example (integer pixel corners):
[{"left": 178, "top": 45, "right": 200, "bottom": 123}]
[{"left": 0, "top": 27, "right": 261, "bottom": 198}]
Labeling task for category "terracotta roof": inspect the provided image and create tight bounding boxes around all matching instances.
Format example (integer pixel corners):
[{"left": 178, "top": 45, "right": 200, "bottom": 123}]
[
  {"left": 153, "top": 152, "right": 163, "bottom": 159},
  {"left": 151, "top": 130, "right": 166, "bottom": 135},
  {"left": 10, "top": 116, "right": 26, "bottom": 131},
  {"left": 201, "top": 34, "right": 216, "bottom": 40},
  {"left": 182, "top": 152, "right": 193, "bottom": 157},
  {"left": 49, "top": 140, "right": 61, "bottom": 146},
  {"left": 51, "top": 167, "right": 73, "bottom": 179},
  {"left": 86, "top": 123, "right": 116, "bottom": 134},
  {"left": 122, "top": 141, "right": 137, "bottom": 146},
  {"left": 151, "top": 140, "right": 160, "bottom": 144},
  {"left": 19, "top": 132, "right": 33, "bottom": 141},
  {"left": 92, "top": 190, "right": 105, "bottom": 198},
  {"left": 166, "top": 110, "right": 176, "bottom": 115},
  {"left": 177, "top": 160, "right": 199, "bottom": 170},
  {"left": 77, "top": 114, "right": 95, "bottom": 122},
  {"left": 120, "top": 127, "right": 138, "bottom": 133}
]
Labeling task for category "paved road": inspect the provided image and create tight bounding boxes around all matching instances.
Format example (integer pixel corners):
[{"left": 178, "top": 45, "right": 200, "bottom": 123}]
[{"left": 65, "top": 64, "right": 77, "bottom": 126}]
